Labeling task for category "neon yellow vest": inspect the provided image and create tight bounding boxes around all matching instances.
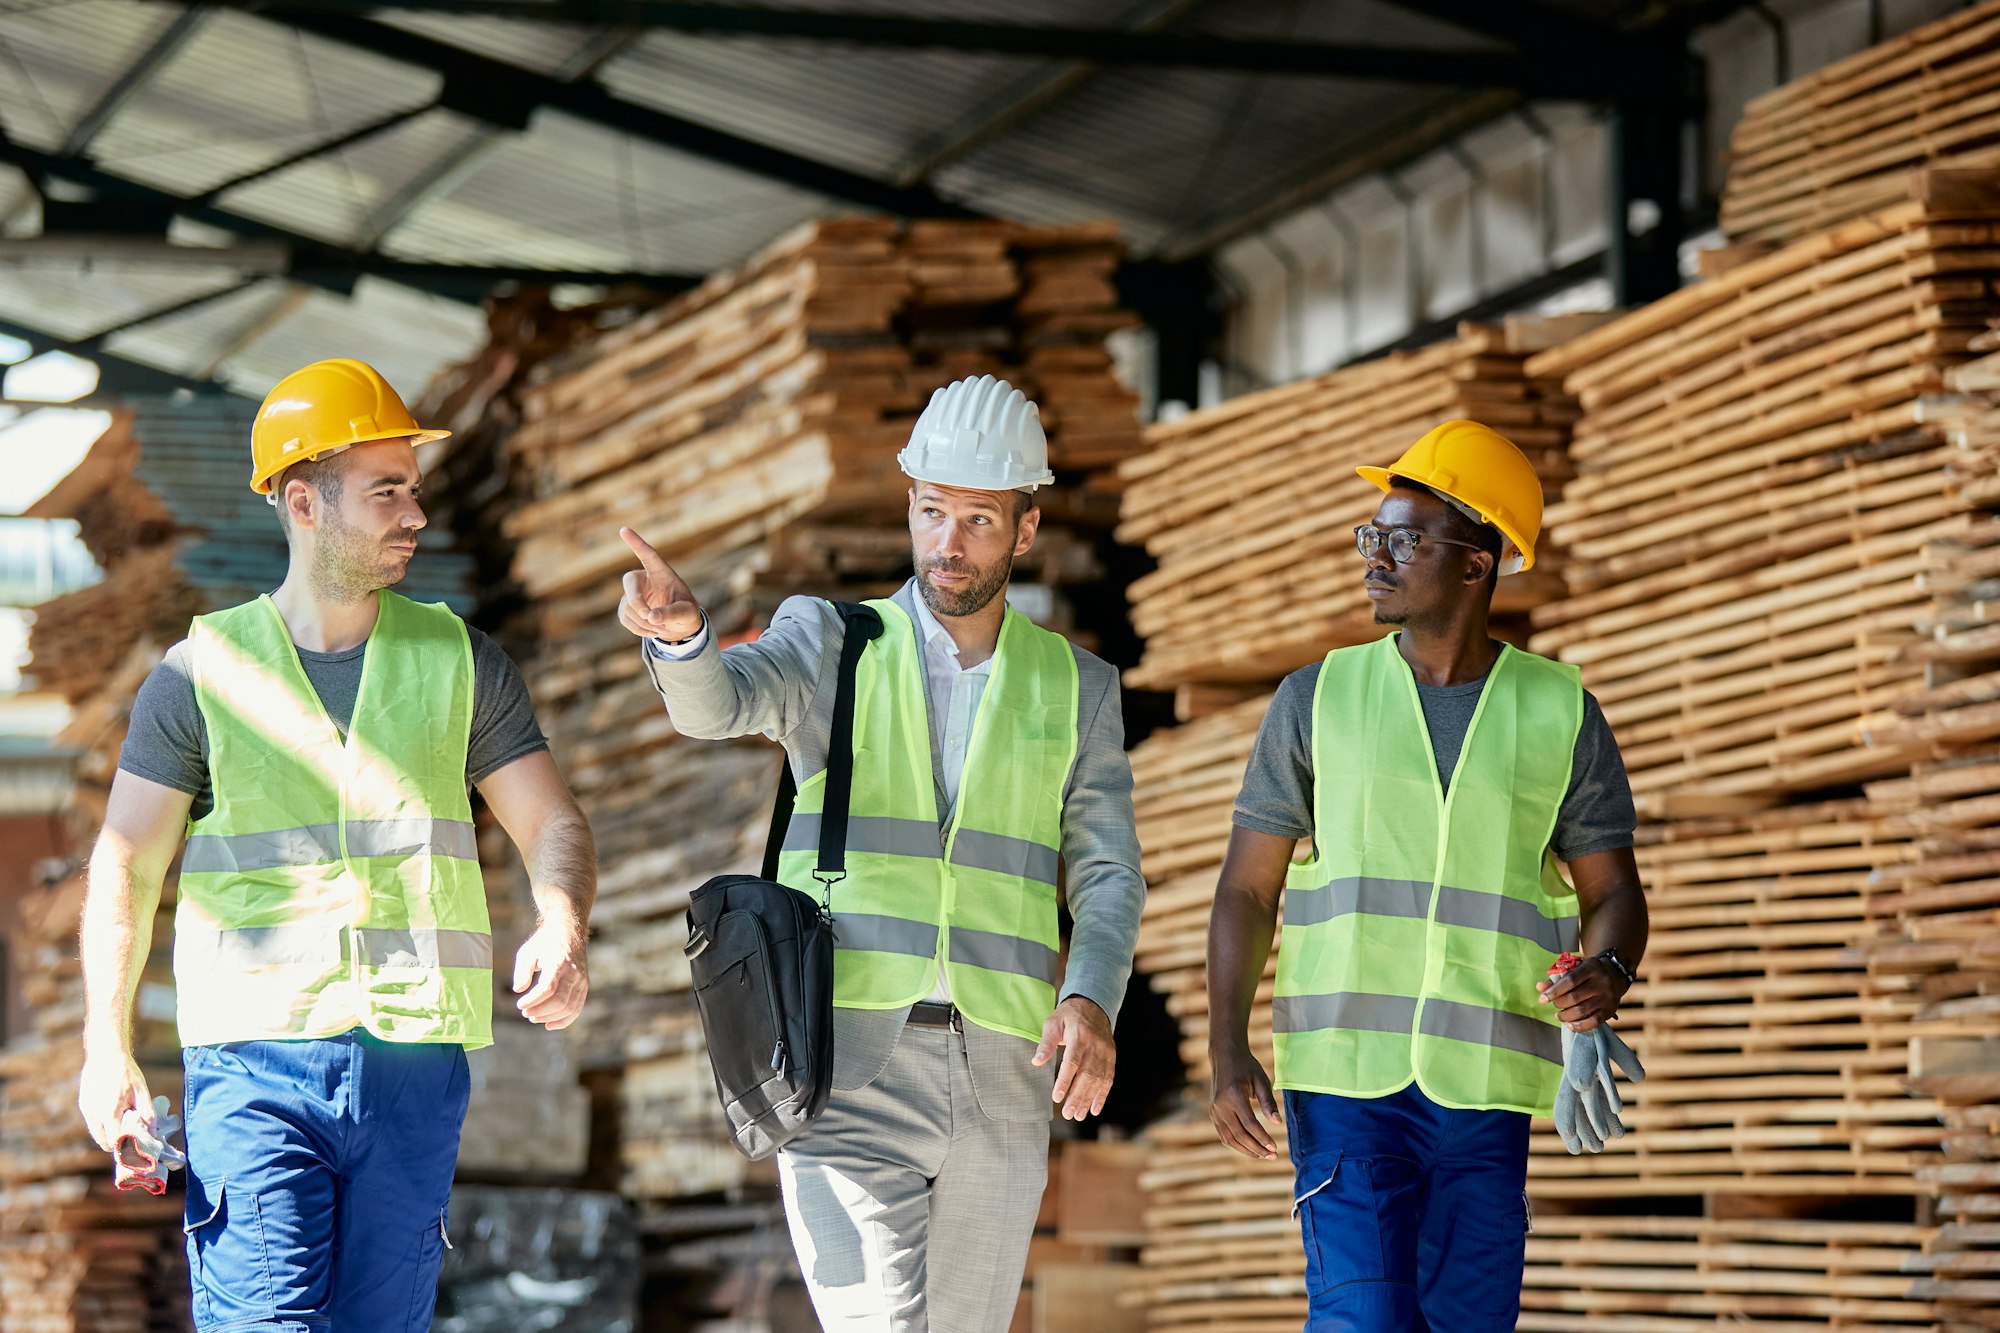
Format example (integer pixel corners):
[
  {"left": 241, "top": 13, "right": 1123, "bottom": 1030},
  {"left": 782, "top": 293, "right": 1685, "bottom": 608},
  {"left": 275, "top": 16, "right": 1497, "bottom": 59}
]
[
  {"left": 175, "top": 591, "right": 492, "bottom": 1049},
  {"left": 776, "top": 598, "right": 1079, "bottom": 1041},
  {"left": 1274, "top": 635, "right": 1581, "bottom": 1115}
]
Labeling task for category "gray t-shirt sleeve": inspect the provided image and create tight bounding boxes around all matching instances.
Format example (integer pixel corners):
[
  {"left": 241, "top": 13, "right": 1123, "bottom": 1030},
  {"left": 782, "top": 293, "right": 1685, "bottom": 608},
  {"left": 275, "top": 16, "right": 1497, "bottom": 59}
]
[
  {"left": 1228, "top": 666, "right": 1637, "bottom": 859},
  {"left": 466, "top": 626, "right": 549, "bottom": 785},
  {"left": 117, "top": 640, "right": 208, "bottom": 799},
  {"left": 1231, "top": 664, "right": 1318, "bottom": 841},
  {"left": 1551, "top": 692, "right": 1636, "bottom": 861}
]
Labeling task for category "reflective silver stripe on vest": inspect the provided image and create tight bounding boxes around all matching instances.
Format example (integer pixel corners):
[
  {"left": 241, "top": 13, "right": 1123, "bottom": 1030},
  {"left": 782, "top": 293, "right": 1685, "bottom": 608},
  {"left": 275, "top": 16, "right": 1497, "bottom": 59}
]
[
  {"left": 833, "top": 913, "right": 941, "bottom": 958},
  {"left": 1271, "top": 991, "right": 1418, "bottom": 1034},
  {"left": 1285, "top": 877, "right": 1576, "bottom": 953},
  {"left": 949, "top": 927, "right": 1061, "bottom": 985},
  {"left": 1419, "top": 999, "right": 1561, "bottom": 1065},
  {"left": 784, "top": 815, "right": 943, "bottom": 860},
  {"left": 1432, "top": 886, "right": 1577, "bottom": 954},
  {"left": 950, "top": 830, "right": 1061, "bottom": 888},
  {"left": 354, "top": 928, "right": 493, "bottom": 969},
  {"left": 179, "top": 924, "right": 491, "bottom": 969},
  {"left": 1283, "top": 877, "right": 1433, "bottom": 926},
  {"left": 183, "top": 818, "right": 479, "bottom": 873}
]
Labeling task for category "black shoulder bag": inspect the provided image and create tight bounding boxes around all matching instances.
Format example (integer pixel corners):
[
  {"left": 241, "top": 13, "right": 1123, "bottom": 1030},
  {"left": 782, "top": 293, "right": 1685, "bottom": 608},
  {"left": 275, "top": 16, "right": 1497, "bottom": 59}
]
[{"left": 683, "top": 601, "right": 883, "bottom": 1160}]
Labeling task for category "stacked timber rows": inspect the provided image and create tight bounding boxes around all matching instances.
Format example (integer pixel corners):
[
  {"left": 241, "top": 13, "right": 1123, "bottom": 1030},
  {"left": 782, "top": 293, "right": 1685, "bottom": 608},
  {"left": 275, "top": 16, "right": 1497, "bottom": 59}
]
[
  {"left": 1115, "top": 321, "right": 1590, "bottom": 1330},
  {"left": 1122, "top": 176, "right": 2000, "bottom": 1330},
  {"left": 1720, "top": 0, "right": 2000, "bottom": 249},
  {"left": 1119, "top": 322, "right": 1581, "bottom": 697},
  {"left": 454, "top": 215, "right": 1144, "bottom": 1323},
  {"left": 0, "top": 414, "right": 217, "bottom": 1333}
]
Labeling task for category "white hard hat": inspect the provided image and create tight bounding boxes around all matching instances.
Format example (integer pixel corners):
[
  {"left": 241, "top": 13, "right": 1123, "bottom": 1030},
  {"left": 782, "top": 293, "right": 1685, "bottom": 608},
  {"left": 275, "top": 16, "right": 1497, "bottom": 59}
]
[{"left": 898, "top": 375, "right": 1054, "bottom": 492}]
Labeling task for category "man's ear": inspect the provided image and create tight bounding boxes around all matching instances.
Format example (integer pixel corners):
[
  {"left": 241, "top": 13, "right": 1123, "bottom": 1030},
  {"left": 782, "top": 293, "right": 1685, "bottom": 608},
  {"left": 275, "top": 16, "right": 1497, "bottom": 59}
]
[
  {"left": 284, "top": 478, "right": 315, "bottom": 530},
  {"left": 1014, "top": 502, "right": 1041, "bottom": 556},
  {"left": 1464, "top": 549, "right": 1496, "bottom": 586}
]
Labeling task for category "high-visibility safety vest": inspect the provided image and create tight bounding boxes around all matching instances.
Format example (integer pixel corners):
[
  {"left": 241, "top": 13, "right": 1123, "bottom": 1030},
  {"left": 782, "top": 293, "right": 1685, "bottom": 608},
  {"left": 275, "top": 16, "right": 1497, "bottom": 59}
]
[
  {"left": 174, "top": 591, "right": 493, "bottom": 1049},
  {"left": 1275, "top": 634, "right": 1582, "bottom": 1115},
  {"left": 776, "top": 598, "right": 1080, "bottom": 1042}
]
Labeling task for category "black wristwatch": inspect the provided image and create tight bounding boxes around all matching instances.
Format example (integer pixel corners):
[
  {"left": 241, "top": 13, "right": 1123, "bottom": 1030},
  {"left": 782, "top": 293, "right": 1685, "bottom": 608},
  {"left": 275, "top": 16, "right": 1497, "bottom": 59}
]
[{"left": 1594, "top": 947, "right": 1638, "bottom": 987}]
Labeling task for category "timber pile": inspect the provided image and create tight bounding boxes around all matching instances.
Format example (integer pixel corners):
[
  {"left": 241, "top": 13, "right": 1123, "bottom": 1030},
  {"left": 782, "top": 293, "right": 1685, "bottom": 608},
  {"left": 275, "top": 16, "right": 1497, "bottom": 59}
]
[
  {"left": 436, "top": 217, "right": 1142, "bottom": 1322},
  {"left": 1114, "top": 318, "right": 1590, "bottom": 695},
  {"left": 1862, "top": 355, "right": 2000, "bottom": 1324},
  {"left": 1720, "top": 0, "right": 2000, "bottom": 249},
  {"left": 1524, "top": 174, "right": 2000, "bottom": 817},
  {"left": 1124, "top": 178, "right": 2000, "bottom": 1329},
  {"left": 0, "top": 645, "right": 191, "bottom": 1333}
]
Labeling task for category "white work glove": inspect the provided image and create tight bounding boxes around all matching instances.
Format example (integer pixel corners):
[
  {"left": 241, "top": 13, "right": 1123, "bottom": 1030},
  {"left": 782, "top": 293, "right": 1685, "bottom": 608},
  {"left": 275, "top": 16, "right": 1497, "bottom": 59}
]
[
  {"left": 112, "top": 1095, "right": 188, "bottom": 1195},
  {"left": 1553, "top": 1024, "right": 1645, "bottom": 1154}
]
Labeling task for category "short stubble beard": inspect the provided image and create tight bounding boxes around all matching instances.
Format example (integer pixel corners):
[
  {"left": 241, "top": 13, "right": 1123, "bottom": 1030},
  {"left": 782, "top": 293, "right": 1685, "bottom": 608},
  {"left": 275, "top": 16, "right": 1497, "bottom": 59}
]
[
  {"left": 309, "top": 505, "right": 409, "bottom": 604},
  {"left": 916, "top": 550, "right": 1013, "bottom": 618}
]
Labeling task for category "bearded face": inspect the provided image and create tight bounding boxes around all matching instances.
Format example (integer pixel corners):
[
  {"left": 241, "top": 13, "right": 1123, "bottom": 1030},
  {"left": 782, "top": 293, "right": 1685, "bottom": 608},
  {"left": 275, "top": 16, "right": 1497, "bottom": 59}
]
[{"left": 908, "top": 482, "right": 1035, "bottom": 619}]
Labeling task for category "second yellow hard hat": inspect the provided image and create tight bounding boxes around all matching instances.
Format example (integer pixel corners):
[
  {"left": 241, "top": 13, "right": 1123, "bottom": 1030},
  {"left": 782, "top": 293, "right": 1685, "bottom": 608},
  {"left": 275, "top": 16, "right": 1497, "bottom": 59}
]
[
  {"left": 250, "top": 358, "right": 450, "bottom": 495},
  {"left": 1356, "top": 419, "right": 1543, "bottom": 574}
]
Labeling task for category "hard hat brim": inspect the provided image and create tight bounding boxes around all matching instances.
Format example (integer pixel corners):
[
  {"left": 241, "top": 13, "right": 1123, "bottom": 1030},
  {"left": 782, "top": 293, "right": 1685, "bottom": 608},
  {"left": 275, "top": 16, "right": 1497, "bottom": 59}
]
[
  {"left": 1355, "top": 462, "right": 1536, "bottom": 573},
  {"left": 900, "top": 461, "right": 1052, "bottom": 493},
  {"left": 251, "top": 426, "right": 452, "bottom": 494}
]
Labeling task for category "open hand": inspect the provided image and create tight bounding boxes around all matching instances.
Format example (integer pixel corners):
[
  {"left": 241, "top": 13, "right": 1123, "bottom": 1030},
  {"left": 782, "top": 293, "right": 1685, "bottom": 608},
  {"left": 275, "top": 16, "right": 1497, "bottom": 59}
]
[{"left": 1033, "top": 996, "right": 1115, "bottom": 1121}]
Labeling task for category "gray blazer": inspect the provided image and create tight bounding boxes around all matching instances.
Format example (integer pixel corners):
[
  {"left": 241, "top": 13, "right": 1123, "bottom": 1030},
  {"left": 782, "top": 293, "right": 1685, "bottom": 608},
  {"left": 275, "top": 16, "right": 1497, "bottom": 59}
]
[{"left": 644, "top": 579, "right": 1145, "bottom": 1117}]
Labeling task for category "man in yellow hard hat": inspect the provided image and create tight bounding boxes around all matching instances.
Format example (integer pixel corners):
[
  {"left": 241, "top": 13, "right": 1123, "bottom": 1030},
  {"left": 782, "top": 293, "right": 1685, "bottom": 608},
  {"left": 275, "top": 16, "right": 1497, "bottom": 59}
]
[
  {"left": 1205, "top": 420, "right": 1650, "bottom": 1330},
  {"left": 75, "top": 358, "right": 598, "bottom": 1331}
]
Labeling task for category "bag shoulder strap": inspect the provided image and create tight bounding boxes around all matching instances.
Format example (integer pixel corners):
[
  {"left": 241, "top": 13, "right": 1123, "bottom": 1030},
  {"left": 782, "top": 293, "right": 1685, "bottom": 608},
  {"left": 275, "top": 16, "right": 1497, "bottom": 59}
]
[{"left": 759, "top": 600, "right": 885, "bottom": 882}]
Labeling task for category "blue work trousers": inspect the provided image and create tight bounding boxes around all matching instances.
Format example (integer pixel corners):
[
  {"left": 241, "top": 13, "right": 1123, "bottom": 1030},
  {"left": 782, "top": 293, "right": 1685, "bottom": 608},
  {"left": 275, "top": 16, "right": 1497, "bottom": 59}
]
[
  {"left": 181, "top": 1031, "right": 470, "bottom": 1332},
  {"left": 1285, "top": 1085, "right": 1530, "bottom": 1332}
]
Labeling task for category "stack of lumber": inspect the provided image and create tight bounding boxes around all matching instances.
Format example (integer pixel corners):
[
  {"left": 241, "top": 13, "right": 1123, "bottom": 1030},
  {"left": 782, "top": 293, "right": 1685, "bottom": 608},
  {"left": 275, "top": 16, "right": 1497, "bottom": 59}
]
[
  {"left": 432, "top": 217, "right": 1142, "bottom": 1324},
  {"left": 1509, "top": 176, "right": 2000, "bottom": 1318},
  {"left": 1856, "top": 352, "right": 2000, "bottom": 1324},
  {"left": 1121, "top": 176, "right": 2000, "bottom": 1329},
  {"left": 1525, "top": 174, "right": 2000, "bottom": 818},
  {"left": 0, "top": 645, "right": 191, "bottom": 1333},
  {"left": 1720, "top": 0, "right": 2000, "bottom": 249},
  {"left": 1114, "top": 318, "right": 1593, "bottom": 696}
]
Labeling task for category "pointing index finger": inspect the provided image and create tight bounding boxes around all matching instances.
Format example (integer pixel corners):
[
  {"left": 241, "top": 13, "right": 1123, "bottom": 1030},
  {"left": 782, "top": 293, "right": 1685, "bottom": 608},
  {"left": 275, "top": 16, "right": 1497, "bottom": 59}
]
[{"left": 619, "top": 526, "right": 671, "bottom": 578}]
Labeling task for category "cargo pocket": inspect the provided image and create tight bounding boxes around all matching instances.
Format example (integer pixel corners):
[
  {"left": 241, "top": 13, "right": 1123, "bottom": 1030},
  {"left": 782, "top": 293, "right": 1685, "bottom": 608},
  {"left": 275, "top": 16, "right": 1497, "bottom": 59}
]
[
  {"left": 1291, "top": 1153, "right": 1343, "bottom": 1298},
  {"left": 400, "top": 1206, "right": 451, "bottom": 1333},
  {"left": 184, "top": 1177, "right": 273, "bottom": 1329}
]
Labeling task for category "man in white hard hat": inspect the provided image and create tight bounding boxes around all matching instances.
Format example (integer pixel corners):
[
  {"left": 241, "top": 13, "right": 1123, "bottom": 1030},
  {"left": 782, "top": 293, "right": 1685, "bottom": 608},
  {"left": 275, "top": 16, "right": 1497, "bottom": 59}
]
[{"left": 615, "top": 374, "right": 1145, "bottom": 1331}]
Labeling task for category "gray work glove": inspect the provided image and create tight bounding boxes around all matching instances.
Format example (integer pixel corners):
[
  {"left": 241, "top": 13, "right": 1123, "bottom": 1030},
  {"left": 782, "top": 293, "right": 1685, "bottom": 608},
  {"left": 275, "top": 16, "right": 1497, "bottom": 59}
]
[{"left": 1553, "top": 1024, "right": 1645, "bottom": 1154}]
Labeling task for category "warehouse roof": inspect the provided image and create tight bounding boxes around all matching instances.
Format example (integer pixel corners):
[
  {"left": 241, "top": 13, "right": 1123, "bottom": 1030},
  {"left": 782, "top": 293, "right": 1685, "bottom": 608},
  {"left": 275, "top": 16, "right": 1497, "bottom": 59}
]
[{"left": 0, "top": 0, "right": 1713, "bottom": 403}]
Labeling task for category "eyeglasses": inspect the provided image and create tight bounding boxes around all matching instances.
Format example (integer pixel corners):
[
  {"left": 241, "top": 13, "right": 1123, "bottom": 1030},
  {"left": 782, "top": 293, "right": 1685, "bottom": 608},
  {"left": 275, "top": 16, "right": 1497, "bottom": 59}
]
[{"left": 1353, "top": 524, "right": 1487, "bottom": 564}]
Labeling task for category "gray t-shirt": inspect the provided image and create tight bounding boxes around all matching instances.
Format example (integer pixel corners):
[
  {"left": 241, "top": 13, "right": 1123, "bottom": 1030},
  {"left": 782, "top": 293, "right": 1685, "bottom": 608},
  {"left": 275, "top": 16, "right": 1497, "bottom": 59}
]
[
  {"left": 1234, "top": 657, "right": 1635, "bottom": 863},
  {"left": 119, "top": 623, "right": 548, "bottom": 820}
]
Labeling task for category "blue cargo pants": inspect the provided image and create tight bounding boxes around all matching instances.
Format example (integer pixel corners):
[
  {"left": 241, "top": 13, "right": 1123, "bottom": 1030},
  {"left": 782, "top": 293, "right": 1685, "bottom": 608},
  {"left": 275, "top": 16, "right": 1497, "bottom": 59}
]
[
  {"left": 180, "top": 1031, "right": 470, "bottom": 1332},
  {"left": 1285, "top": 1084, "right": 1531, "bottom": 1332}
]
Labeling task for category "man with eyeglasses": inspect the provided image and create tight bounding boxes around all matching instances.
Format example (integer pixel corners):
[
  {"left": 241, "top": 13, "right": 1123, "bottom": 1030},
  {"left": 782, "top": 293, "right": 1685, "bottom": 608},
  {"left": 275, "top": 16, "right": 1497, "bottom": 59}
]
[{"left": 1203, "top": 420, "right": 1649, "bottom": 1330}]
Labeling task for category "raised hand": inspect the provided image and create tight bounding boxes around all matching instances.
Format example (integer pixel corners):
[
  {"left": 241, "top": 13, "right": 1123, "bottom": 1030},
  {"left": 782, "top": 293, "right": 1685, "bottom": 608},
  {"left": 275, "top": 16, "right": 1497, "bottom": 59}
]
[{"left": 616, "top": 527, "right": 704, "bottom": 643}]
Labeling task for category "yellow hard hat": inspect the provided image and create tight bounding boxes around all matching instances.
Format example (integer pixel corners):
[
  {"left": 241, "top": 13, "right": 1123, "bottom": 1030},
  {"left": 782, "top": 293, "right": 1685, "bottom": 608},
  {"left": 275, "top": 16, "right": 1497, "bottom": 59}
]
[
  {"left": 250, "top": 358, "right": 450, "bottom": 494},
  {"left": 1356, "top": 419, "right": 1543, "bottom": 574}
]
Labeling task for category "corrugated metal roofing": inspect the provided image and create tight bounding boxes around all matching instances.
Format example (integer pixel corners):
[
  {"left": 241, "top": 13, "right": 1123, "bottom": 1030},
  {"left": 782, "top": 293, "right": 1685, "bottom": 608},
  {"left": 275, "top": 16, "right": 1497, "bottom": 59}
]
[{"left": 0, "top": 0, "right": 1708, "bottom": 399}]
